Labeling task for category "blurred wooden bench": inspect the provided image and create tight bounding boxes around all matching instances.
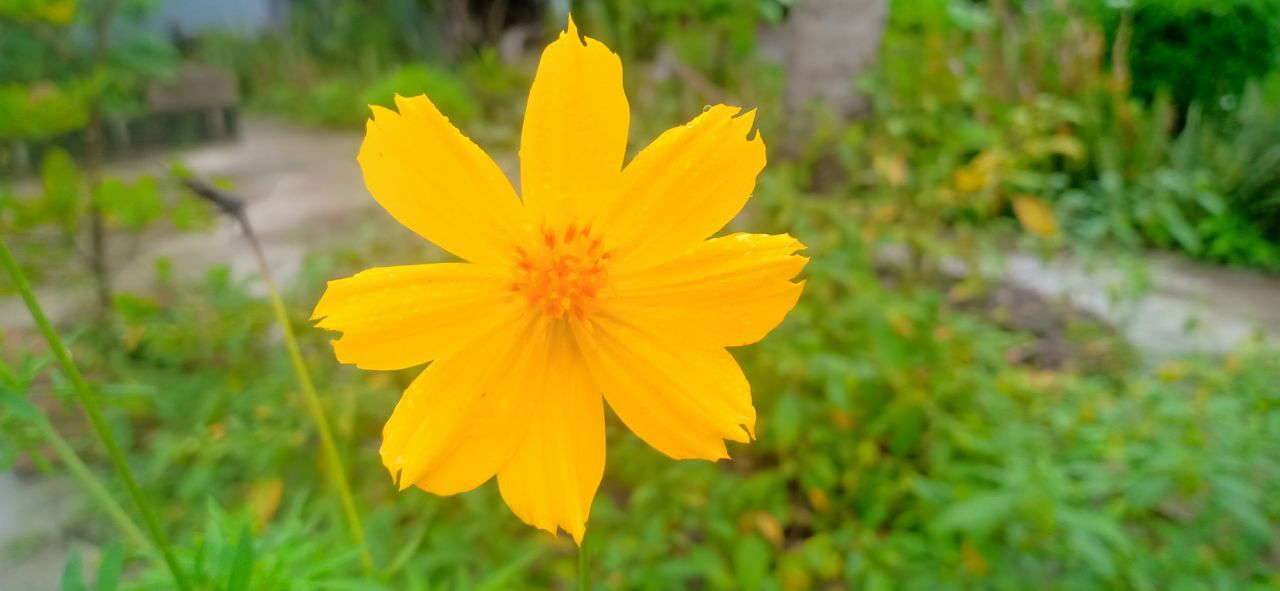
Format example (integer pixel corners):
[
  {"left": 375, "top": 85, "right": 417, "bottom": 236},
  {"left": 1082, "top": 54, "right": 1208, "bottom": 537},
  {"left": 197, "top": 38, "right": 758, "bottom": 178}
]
[
  {"left": 2, "top": 64, "right": 241, "bottom": 175},
  {"left": 144, "top": 63, "right": 240, "bottom": 140}
]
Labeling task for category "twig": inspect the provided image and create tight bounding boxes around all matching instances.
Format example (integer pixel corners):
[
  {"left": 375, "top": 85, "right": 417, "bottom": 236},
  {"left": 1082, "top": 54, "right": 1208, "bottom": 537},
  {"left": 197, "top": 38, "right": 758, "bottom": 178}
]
[{"left": 181, "top": 178, "right": 376, "bottom": 574}]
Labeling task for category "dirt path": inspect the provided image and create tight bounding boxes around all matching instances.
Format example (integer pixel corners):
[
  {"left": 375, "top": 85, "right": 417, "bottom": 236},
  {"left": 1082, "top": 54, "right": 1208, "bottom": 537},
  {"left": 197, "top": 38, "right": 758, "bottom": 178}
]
[{"left": 999, "top": 251, "right": 1279, "bottom": 359}]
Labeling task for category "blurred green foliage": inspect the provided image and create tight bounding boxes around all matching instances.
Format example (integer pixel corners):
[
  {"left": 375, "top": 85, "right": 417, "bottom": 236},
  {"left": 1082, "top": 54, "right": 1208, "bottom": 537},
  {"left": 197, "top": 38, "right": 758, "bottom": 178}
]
[
  {"left": 198, "top": 22, "right": 523, "bottom": 147},
  {"left": 4, "top": 1, "right": 1280, "bottom": 589},
  {"left": 0, "top": 0, "right": 194, "bottom": 301},
  {"left": 850, "top": 0, "right": 1280, "bottom": 270},
  {"left": 0, "top": 83, "right": 89, "bottom": 140},
  {"left": 1, "top": 153, "right": 214, "bottom": 294},
  {"left": 250, "top": 63, "right": 482, "bottom": 129},
  {"left": 1119, "top": 0, "right": 1280, "bottom": 111},
  {"left": 0, "top": 0, "right": 177, "bottom": 132},
  {"left": 574, "top": 0, "right": 786, "bottom": 85}
]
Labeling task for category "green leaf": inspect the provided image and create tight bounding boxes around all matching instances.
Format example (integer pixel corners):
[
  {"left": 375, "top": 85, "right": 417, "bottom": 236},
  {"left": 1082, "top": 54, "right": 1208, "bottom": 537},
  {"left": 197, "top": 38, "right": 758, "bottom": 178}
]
[
  {"left": 732, "top": 535, "right": 771, "bottom": 590},
  {"left": 1154, "top": 197, "right": 1202, "bottom": 254},
  {"left": 96, "top": 544, "right": 123, "bottom": 591},
  {"left": 0, "top": 391, "right": 40, "bottom": 422},
  {"left": 0, "top": 83, "right": 88, "bottom": 139},
  {"left": 61, "top": 549, "right": 86, "bottom": 591},
  {"left": 0, "top": 0, "right": 77, "bottom": 25},
  {"left": 94, "top": 176, "right": 162, "bottom": 230},
  {"left": 169, "top": 193, "right": 215, "bottom": 231},
  {"left": 932, "top": 492, "right": 1018, "bottom": 537},
  {"left": 473, "top": 546, "right": 539, "bottom": 591},
  {"left": 1068, "top": 530, "right": 1116, "bottom": 580},
  {"left": 224, "top": 523, "right": 255, "bottom": 591},
  {"left": 1213, "top": 476, "right": 1272, "bottom": 541},
  {"left": 772, "top": 394, "right": 803, "bottom": 449},
  {"left": 383, "top": 523, "right": 427, "bottom": 577},
  {"left": 40, "top": 147, "right": 81, "bottom": 226}
]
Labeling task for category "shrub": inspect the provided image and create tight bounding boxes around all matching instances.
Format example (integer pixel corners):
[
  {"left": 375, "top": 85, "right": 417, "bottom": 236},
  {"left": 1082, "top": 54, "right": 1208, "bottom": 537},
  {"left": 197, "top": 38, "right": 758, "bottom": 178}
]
[
  {"left": 1123, "top": 0, "right": 1280, "bottom": 111},
  {"left": 359, "top": 64, "right": 477, "bottom": 124}
]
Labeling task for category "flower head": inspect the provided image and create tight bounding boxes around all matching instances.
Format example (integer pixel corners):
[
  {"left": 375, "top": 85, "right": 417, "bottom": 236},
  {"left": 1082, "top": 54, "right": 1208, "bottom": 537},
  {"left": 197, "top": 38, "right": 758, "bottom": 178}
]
[{"left": 313, "top": 16, "right": 806, "bottom": 543}]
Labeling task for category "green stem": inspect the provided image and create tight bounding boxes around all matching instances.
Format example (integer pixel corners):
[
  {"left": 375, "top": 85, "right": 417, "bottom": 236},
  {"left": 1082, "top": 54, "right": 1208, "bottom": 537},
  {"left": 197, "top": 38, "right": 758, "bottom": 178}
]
[
  {"left": 240, "top": 222, "right": 375, "bottom": 574},
  {"left": 0, "top": 239, "right": 193, "bottom": 591},
  {"left": 579, "top": 533, "right": 590, "bottom": 591},
  {"left": 31, "top": 413, "right": 150, "bottom": 550}
]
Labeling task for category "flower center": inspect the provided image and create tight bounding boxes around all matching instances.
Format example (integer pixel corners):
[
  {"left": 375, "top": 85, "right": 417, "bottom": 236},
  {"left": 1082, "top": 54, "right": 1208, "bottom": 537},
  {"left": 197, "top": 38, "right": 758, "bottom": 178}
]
[{"left": 511, "top": 223, "right": 611, "bottom": 319}]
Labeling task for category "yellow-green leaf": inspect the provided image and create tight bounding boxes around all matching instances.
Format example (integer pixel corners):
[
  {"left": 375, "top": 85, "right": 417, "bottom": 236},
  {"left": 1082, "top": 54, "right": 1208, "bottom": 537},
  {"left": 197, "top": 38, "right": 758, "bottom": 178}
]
[{"left": 1012, "top": 194, "right": 1059, "bottom": 238}]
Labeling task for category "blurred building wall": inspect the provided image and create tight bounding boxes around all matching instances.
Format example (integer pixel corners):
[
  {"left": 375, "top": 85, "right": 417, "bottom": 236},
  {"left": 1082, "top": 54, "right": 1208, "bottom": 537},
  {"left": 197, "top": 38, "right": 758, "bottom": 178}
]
[{"left": 149, "top": 0, "right": 289, "bottom": 36}]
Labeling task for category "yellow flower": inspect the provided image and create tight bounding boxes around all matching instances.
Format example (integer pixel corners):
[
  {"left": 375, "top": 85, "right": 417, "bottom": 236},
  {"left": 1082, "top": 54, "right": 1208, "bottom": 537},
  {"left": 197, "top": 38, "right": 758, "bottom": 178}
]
[{"left": 312, "top": 17, "right": 806, "bottom": 543}]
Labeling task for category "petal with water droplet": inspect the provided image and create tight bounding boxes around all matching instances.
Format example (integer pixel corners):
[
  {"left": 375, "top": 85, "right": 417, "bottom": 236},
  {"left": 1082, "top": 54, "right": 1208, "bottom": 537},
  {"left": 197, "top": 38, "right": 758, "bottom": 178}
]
[
  {"left": 597, "top": 105, "right": 765, "bottom": 270},
  {"left": 381, "top": 317, "right": 544, "bottom": 495},
  {"left": 574, "top": 314, "right": 755, "bottom": 461},
  {"left": 360, "top": 95, "right": 530, "bottom": 264},
  {"left": 496, "top": 328, "right": 604, "bottom": 544},
  {"left": 520, "top": 15, "right": 629, "bottom": 228}
]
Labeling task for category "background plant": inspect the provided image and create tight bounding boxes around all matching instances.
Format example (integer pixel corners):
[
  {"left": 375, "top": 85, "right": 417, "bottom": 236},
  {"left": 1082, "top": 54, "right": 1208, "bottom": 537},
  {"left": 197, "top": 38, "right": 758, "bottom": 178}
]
[{"left": 0, "top": 0, "right": 202, "bottom": 305}]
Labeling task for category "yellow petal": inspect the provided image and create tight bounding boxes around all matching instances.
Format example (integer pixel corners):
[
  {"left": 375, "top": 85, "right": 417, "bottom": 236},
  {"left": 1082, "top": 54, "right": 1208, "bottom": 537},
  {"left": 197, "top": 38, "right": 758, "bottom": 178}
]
[
  {"left": 359, "top": 94, "right": 529, "bottom": 264},
  {"left": 520, "top": 16, "right": 629, "bottom": 229},
  {"left": 497, "top": 329, "right": 604, "bottom": 544},
  {"left": 608, "top": 233, "right": 807, "bottom": 347},
  {"left": 380, "top": 318, "right": 545, "bottom": 496},
  {"left": 312, "top": 263, "right": 522, "bottom": 370},
  {"left": 598, "top": 105, "right": 765, "bottom": 271},
  {"left": 573, "top": 315, "right": 755, "bottom": 461}
]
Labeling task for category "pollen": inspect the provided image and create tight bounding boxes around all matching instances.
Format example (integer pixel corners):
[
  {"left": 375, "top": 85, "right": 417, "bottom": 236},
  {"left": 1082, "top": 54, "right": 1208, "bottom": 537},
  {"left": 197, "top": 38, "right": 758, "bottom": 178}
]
[{"left": 511, "top": 223, "right": 611, "bottom": 319}]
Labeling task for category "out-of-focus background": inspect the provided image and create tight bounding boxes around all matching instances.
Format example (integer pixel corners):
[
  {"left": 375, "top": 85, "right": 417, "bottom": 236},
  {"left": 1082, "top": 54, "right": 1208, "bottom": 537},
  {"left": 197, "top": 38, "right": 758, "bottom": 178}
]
[{"left": 2, "top": 0, "right": 1279, "bottom": 589}]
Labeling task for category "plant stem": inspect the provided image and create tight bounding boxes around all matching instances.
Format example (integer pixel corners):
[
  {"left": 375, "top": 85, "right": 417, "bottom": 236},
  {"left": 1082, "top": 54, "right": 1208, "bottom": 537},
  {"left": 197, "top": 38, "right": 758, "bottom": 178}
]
[
  {"left": 83, "top": 0, "right": 118, "bottom": 315},
  {"left": 238, "top": 219, "right": 375, "bottom": 574},
  {"left": 31, "top": 412, "right": 150, "bottom": 550},
  {"left": 0, "top": 239, "right": 193, "bottom": 591},
  {"left": 578, "top": 533, "right": 590, "bottom": 591}
]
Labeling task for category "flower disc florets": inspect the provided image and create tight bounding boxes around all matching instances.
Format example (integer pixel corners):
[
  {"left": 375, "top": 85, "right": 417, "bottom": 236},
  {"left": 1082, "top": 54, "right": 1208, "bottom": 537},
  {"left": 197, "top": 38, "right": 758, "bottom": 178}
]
[{"left": 512, "top": 224, "right": 610, "bottom": 319}]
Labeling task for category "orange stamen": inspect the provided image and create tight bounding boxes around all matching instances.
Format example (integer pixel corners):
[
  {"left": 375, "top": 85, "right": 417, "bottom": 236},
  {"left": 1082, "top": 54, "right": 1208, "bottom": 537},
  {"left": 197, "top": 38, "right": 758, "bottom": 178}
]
[{"left": 511, "top": 223, "right": 611, "bottom": 319}]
